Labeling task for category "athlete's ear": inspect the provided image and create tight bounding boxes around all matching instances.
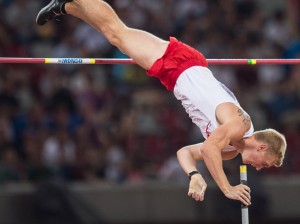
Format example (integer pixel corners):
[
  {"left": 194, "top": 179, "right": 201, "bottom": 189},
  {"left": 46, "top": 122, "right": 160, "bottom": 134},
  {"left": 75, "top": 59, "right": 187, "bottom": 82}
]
[{"left": 257, "top": 144, "right": 268, "bottom": 152}]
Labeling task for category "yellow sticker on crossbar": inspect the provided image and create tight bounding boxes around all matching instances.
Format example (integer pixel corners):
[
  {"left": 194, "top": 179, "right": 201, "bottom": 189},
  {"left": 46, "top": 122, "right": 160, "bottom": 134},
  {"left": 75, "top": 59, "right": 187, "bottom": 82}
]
[{"left": 248, "top": 59, "right": 257, "bottom": 65}]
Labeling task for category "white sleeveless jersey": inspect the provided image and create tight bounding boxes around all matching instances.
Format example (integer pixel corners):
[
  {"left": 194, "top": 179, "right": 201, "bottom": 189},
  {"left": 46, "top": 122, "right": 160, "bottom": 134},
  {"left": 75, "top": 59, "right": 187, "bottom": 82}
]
[{"left": 174, "top": 66, "right": 254, "bottom": 140}]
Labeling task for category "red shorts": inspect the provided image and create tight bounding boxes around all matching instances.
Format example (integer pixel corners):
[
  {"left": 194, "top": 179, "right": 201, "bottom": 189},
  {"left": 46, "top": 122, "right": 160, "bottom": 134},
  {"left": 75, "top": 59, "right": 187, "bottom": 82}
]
[{"left": 147, "top": 37, "right": 208, "bottom": 90}]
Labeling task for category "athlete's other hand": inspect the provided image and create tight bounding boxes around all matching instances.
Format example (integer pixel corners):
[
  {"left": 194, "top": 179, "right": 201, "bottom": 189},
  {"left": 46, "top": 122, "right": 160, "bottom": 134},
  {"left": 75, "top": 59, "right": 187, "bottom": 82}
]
[
  {"left": 224, "top": 184, "right": 251, "bottom": 206},
  {"left": 188, "top": 174, "right": 207, "bottom": 202}
]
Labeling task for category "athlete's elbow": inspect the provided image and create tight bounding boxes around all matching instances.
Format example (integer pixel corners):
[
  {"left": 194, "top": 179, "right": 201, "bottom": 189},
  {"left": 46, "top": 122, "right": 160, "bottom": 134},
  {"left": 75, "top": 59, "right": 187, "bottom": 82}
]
[
  {"left": 176, "top": 147, "right": 184, "bottom": 158},
  {"left": 177, "top": 146, "right": 188, "bottom": 160},
  {"left": 201, "top": 147, "right": 208, "bottom": 158},
  {"left": 201, "top": 146, "right": 214, "bottom": 160}
]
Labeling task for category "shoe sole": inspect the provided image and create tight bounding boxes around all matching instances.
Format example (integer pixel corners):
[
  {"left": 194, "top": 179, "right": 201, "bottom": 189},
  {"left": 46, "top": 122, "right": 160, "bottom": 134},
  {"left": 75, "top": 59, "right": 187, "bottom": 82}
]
[{"left": 36, "top": 0, "right": 57, "bottom": 25}]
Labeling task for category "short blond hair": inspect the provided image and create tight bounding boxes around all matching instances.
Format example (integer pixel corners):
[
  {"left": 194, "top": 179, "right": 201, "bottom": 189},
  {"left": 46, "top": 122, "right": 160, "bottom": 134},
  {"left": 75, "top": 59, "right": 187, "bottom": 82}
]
[{"left": 253, "top": 129, "right": 287, "bottom": 167}]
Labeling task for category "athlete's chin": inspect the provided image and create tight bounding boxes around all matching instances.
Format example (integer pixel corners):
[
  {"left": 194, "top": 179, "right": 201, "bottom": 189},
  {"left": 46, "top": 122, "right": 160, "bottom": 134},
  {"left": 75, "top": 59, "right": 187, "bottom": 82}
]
[{"left": 242, "top": 158, "right": 249, "bottom": 165}]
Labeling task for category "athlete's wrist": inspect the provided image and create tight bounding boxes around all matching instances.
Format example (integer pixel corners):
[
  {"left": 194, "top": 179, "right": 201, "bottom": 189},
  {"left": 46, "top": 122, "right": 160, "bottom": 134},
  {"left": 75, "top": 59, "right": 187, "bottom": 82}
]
[
  {"left": 221, "top": 184, "right": 232, "bottom": 195},
  {"left": 188, "top": 170, "right": 200, "bottom": 180}
]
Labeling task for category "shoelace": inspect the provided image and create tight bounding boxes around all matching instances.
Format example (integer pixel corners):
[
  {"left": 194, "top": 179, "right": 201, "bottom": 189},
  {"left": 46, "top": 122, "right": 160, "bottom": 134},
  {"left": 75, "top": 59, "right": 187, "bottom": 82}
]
[{"left": 53, "top": 10, "right": 61, "bottom": 16}]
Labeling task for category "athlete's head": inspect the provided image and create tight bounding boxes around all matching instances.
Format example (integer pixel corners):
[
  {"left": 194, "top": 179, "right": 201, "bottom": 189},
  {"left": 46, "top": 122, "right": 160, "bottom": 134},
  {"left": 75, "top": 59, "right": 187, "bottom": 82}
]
[
  {"left": 253, "top": 128, "right": 287, "bottom": 167},
  {"left": 241, "top": 129, "right": 287, "bottom": 170}
]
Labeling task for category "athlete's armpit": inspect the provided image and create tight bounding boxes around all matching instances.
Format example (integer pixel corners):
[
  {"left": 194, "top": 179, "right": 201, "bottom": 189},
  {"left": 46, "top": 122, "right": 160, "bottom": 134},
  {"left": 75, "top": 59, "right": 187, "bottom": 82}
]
[{"left": 221, "top": 150, "right": 239, "bottom": 160}]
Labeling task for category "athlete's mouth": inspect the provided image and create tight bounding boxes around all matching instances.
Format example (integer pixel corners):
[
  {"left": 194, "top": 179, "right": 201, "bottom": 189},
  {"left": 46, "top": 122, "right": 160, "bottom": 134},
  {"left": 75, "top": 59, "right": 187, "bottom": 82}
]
[{"left": 243, "top": 159, "right": 250, "bottom": 165}]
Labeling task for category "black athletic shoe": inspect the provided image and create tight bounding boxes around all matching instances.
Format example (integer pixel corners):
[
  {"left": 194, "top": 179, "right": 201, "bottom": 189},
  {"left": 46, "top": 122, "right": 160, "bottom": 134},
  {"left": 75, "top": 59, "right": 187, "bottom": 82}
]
[{"left": 36, "top": 0, "right": 73, "bottom": 25}]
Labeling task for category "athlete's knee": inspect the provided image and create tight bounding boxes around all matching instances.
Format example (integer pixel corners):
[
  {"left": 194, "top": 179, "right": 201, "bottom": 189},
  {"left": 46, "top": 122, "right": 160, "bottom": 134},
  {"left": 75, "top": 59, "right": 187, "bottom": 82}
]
[{"left": 102, "top": 25, "right": 126, "bottom": 48}]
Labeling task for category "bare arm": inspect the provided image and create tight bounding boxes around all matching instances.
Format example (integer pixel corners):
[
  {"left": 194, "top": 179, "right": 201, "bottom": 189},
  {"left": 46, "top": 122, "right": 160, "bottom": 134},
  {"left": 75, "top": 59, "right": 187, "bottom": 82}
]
[
  {"left": 202, "top": 123, "right": 237, "bottom": 193},
  {"left": 176, "top": 143, "right": 238, "bottom": 202},
  {"left": 176, "top": 143, "right": 204, "bottom": 175},
  {"left": 202, "top": 118, "right": 251, "bottom": 205},
  {"left": 177, "top": 143, "right": 207, "bottom": 202},
  {"left": 177, "top": 143, "right": 238, "bottom": 175}
]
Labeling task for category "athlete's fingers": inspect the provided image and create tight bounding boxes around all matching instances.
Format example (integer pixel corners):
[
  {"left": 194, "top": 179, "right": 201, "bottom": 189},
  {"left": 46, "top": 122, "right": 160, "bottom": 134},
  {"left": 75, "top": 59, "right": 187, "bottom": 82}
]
[
  {"left": 192, "top": 193, "right": 199, "bottom": 201},
  {"left": 240, "top": 192, "right": 250, "bottom": 204},
  {"left": 199, "top": 185, "right": 207, "bottom": 201},
  {"left": 239, "top": 192, "right": 251, "bottom": 206},
  {"left": 188, "top": 191, "right": 201, "bottom": 202},
  {"left": 240, "top": 198, "right": 248, "bottom": 206},
  {"left": 188, "top": 191, "right": 196, "bottom": 199},
  {"left": 240, "top": 184, "right": 251, "bottom": 193},
  {"left": 242, "top": 189, "right": 251, "bottom": 200}
]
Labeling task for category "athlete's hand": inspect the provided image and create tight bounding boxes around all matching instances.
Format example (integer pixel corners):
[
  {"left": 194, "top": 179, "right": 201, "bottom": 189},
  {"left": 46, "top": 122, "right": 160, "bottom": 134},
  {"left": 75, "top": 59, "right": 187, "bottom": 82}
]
[
  {"left": 188, "top": 174, "right": 207, "bottom": 202},
  {"left": 224, "top": 184, "right": 251, "bottom": 206}
]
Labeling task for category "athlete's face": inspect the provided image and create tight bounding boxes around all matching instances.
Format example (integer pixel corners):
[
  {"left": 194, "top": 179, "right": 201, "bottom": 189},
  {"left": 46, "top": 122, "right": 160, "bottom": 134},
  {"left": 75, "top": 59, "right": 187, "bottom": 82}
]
[{"left": 242, "top": 145, "right": 277, "bottom": 170}]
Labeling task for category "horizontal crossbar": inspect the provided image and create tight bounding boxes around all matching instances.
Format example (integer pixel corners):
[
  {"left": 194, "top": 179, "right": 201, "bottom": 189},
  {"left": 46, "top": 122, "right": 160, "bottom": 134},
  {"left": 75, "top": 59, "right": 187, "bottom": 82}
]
[{"left": 0, "top": 57, "right": 300, "bottom": 65}]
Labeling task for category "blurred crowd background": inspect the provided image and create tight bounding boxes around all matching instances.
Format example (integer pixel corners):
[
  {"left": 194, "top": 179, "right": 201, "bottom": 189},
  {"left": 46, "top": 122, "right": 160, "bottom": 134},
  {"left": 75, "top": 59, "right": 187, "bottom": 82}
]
[{"left": 0, "top": 0, "right": 300, "bottom": 185}]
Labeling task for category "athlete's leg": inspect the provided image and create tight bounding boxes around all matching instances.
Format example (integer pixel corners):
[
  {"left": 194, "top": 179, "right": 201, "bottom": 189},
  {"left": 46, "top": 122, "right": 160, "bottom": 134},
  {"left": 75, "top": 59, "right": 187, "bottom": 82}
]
[{"left": 39, "top": 0, "right": 169, "bottom": 70}]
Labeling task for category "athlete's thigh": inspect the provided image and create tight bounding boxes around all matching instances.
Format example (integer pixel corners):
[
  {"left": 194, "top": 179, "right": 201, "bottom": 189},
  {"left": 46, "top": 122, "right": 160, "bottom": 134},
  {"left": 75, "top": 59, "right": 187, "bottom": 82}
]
[{"left": 119, "top": 27, "right": 169, "bottom": 70}]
